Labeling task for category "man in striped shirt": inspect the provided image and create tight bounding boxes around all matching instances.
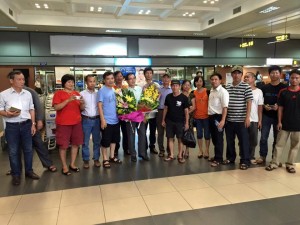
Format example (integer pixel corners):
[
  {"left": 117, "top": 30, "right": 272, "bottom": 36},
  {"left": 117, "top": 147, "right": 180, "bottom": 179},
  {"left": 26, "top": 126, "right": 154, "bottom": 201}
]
[{"left": 224, "top": 66, "right": 253, "bottom": 170}]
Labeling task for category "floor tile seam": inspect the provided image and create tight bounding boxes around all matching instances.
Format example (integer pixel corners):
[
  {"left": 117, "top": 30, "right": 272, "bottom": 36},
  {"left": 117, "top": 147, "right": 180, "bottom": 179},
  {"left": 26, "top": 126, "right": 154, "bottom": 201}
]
[
  {"left": 242, "top": 179, "right": 298, "bottom": 198},
  {"left": 3, "top": 213, "right": 13, "bottom": 225},
  {"left": 174, "top": 185, "right": 198, "bottom": 210},
  {"left": 97, "top": 184, "right": 107, "bottom": 224},
  {"left": 133, "top": 180, "right": 153, "bottom": 217},
  {"left": 56, "top": 189, "right": 64, "bottom": 225}
]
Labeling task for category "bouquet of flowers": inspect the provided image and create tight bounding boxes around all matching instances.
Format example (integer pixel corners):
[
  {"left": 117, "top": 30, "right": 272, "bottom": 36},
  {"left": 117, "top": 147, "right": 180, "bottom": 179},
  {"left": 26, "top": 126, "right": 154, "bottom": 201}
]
[
  {"left": 115, "top": 88, "right": 144, "bottom": 123},
  {"left": 115, "top": 88, "right": 137, "bottom": 115},
  {"left": 137, "top": 83, "right": 160, "bottom": 112},
  {"left": 137, "top": 83, "right": 160, "bottom": 119}
]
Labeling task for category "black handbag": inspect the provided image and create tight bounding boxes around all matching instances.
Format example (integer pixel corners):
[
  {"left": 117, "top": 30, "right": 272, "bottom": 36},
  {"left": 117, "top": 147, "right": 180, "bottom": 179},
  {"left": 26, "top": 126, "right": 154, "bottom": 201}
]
[{"left": 182, "top": 129, "right": 196, "bottom": 148}]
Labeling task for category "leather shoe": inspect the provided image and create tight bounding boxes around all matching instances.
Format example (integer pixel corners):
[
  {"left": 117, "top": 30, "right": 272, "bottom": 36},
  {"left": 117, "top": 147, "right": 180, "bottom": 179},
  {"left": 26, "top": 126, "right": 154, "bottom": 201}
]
[
  {"left": 150, "top": 148, "right": 158, "bottom": 154},
  {"left": 12, "top": 176, "right": 21, "bottom": 185},
  {"left": 124, "top": 150, "right": 131, "bottom": 156},
  {"left": 131, "top": 156, "right": 137, "bottom": 162},
  {"left": 25, "top": 172, "right": 40, "bottom": 180},
  {"left": 141, "top": 155, "right": 150, "bottom": 161}
]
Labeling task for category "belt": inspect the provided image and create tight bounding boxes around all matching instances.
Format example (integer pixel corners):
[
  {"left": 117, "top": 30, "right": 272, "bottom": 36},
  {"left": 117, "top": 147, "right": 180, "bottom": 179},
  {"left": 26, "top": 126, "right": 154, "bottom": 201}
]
[
  {"left": 82, "top": 115, "right": 100, "bottom": 120},
  {"left": 6, "top": 119, "right": 31, "bottom": 125},
  {"left": 158, "top": 109, "right": 164, "bottom": 111}
]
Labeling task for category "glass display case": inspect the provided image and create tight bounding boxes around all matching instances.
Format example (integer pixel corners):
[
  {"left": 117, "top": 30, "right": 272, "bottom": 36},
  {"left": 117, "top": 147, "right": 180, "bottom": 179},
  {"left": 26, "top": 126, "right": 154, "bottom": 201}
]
[{"left": 35, "top": 67, "right": 56, "bottom": 94}]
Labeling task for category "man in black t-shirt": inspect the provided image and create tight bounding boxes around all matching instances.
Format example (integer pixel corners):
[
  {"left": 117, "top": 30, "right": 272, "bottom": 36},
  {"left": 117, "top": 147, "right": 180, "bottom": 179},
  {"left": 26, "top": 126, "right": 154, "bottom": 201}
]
[
  {"left": 257, "top": 65, "right": 287, "bottom": 164},
  {"left": 162, "top": 80, "right": 189, "bottom": 163},
  {"left": 266, "top": 69, "right": 300, "bottom": 173}
]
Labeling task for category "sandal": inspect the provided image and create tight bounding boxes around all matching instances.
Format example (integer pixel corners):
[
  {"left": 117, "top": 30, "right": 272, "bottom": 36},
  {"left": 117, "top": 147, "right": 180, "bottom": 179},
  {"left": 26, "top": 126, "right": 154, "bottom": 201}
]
[
  {"left": 69, "top": 165, "right": 80, "bottom": 172},
  {"left": 204, "top": 155, "right": 209, "bottom": 159},
  {"left": 178, "top": 157, "right": 185, "bottom": 164},
  {"left": 286, "top": 167, "right": 296, "bottom": 173},
  {"left": 184, "top": 153, "right": 189, "bottom": 159},
  {"left": 94, "top": 160, "right": 101, "bottom": 168},
  {"left": 211, "top": 161, "right": 220, "bottom": 167},
  {"left": 198, "top": 154, "right": 203, "bottom": 159},
  {"left": 47, "top": 165, "right": 57, "bottom": 172},
  {"left": 240, "top": 164, "right": 249, "bottom": 170},
  {"left": 164, "top": 156, "right": 175, "bottom": 162},
  {"left": 109, "top": 157, "right": 122, "bottom": 164},
  {"left": 103, "top": 160, "right": 111, "bottom": 169},
  {"left": 222, "top": 159, "right": 234, "bottom": 165},
  {"left": 265, "top": 164, "right": 276, "bottom": 171},
  {"left": 61, "top": 169, "right": 71, "bottom": 176}
]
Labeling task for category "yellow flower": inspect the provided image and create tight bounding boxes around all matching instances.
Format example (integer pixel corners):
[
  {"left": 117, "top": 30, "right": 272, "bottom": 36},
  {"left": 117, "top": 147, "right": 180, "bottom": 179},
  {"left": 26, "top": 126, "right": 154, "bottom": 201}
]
[{"left": 125, "top": 95, "right": 133, "bottom": 102}]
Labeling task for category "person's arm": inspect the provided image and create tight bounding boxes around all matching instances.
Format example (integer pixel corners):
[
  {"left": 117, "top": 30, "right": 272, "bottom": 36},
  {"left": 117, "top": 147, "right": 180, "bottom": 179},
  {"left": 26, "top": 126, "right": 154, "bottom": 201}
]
[
  {"left": 277, "top": 106, "right": 283, "bottom": 131},
  {"left": 28, "top": 87, "right": 44, "bottom": 130},
  {"left": 79, "top": 97, "right": 85, "bottom": 111},
  {"left": 184, "top": 108, "right": 189, "bottom": 131},
  {"left": 54, "top": 95, "right": 76, "bottom": 111},
  {"left": 189, "top": 97, "right": 195, "bottom": 114},
  {"left": 258, "top": 105, "right": 263, "bottom": 130},
  {"left": 98, "top": 102, "right": 106, "bottom": 129},
  {"left": 219, "top": 107, "right": 227, "bottom": 129},
  {"left": 162, "top": 106, "right": 168, "bottom": 127},
  {"left": 29, "top": 109, "right": 36, "bottom": 136},
  {"left": 245, "top": 100, "right": 251, "bottom": 128}
]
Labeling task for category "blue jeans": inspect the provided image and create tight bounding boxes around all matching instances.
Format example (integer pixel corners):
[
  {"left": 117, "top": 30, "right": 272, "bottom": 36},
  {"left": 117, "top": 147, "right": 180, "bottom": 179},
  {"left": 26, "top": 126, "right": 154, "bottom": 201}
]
[
  {"left": 259, "top": 114, "right": 278, "bottom": 158},
  {"left": 5, "top": 120, "right": 33, "bottom": 176},
  {"left": 195, "top": 118, "right": 210, "bottom": 140},
  {"left": 82, "top": 118, "right": 101, "bottom": 161},
  {"left": 225, "top": 121, "right": 250, "bottom": 165}
]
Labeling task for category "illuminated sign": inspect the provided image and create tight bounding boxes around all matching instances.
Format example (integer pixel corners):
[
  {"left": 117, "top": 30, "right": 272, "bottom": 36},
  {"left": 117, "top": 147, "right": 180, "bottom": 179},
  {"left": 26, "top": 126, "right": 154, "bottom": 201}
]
[
  {"left": 239, "top": 40, "right": 254, "bottom": 48},
  {"left": 266, "top": 58, "right": 293, "bottom": 65},
  {"left": 114, "top": 58, "right": 152, "bottom": 66},
  {"left": 267, "top": 34, "right": 290, "bottom": 44}
]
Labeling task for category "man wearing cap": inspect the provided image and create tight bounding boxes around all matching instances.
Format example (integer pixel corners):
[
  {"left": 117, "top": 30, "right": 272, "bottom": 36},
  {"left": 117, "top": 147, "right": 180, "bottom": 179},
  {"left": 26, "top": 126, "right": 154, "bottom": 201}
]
[
  {"left": 224, "top": 66, "right": 253, "bottom": 170},
  {"left": 162, "top": 80, "right": 189, "bottom": 163},
  {"left": 157, "top": 74, "right": 172, "bottom": 157}
]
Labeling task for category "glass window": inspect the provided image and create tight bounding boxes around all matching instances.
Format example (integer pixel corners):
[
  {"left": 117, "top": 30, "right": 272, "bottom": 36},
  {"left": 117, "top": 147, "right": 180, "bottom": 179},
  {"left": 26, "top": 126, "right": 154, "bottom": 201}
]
[{"left": 34, "top": 67, "right": 55, "bottom": 94}]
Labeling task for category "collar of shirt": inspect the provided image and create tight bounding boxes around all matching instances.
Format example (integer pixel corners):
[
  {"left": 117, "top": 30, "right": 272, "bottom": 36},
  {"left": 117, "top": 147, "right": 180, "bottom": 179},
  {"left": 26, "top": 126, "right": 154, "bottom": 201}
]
[{"left": 10, "top": 87, "right": 25, "bottom": 94}]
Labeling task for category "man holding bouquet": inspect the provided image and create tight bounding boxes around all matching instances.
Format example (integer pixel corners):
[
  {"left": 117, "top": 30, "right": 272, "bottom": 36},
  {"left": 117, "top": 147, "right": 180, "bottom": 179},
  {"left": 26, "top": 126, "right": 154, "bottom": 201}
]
[
  {"left": 125, "top": 73, "right": 149, "bottom": 162},
  {"left": 162, "top": 80, "right": 189, "bottom": 163}
]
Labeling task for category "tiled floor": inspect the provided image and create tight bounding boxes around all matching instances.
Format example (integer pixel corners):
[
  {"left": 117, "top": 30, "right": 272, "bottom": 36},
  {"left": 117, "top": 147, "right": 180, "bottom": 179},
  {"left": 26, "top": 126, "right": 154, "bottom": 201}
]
[
  {"left": 1, "top": 165, "right": 300, "bottom": 225},
  {"left": 1, "top": 131, "right": 300, "bottom": 225}
]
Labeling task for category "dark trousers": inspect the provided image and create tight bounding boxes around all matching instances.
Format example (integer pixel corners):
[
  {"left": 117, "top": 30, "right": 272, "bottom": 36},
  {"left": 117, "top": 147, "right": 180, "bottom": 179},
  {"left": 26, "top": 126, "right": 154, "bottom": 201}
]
[
  {"left": 156, "top": 110, "right": 169, "bottom": 153},
  {"left": 33, "top": 130, "right": 53, "bottom": 167},
  {"left": 259, "top": 114, "right": 278, "bottom": 158},
  {"left": 126, "top": 121, "right": 147, "bottom": 157},
  {"left": 248, "top": 122, "right": 258, "bottom": 159},
  {"left": 225, "top": 121, "right": 250, "bottom": 165},
  {"left": 209, "top": 115, "right": 224, "bottom": 162},
  {"left": 115, "top": 120, "right": 128, "bottom": 153},
  {"left": 145, "top": 117, "right": 157, "bottom": 149}
]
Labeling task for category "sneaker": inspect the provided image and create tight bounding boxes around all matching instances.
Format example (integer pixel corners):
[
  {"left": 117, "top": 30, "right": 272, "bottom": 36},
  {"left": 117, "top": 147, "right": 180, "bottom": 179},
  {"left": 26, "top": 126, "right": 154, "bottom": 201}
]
[
  {"left": 250, "top": 159, "right": 257, "bottom": 165},
  {"left": 256, "top": 157, "right": 265, "bottom": 164}
]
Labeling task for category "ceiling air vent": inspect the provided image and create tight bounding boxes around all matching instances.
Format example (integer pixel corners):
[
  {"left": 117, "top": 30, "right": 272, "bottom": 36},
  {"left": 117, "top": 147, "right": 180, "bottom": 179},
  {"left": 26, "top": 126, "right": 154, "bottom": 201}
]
[
  {"left": 233, "top": 6, "right": 241, "bottom": 14},
  {"left": 208, "top": 18, "right": 214, "bottom": 25},
  {"left": 9, "top": 8, "right": 13, "bottom": 16}
]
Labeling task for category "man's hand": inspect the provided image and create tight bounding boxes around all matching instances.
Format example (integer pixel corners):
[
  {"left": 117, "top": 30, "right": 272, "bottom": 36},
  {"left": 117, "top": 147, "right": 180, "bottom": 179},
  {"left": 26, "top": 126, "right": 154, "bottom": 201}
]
[
  {"left": 6, "top": 110, "right": 20, "bottom": 118},
  {"left": 162, "top": 120, "right": 166, "bottom": 128},
  {"left": 184, "top": 123, "right": 189, "bottom": 131},
  {"left": 31, "top": 124, "right": 36, "bottom": 136},
  {"left": 272, "top": 104, "right": 278, "bottom": 111},
  {"left": 218, "top": 120, "right": 225, "bottom": 129},
  {"left": 258, "top": 121, "right": 262, "bottom": 130},
  {"left": 264, "top": 104, "right": 272, "bottom": 111},
  {"left": 101, "top": 119, "right": 107, "bottom": 130},
  {"left": 277, "top": 122, "right": 282, "bottom": 131},
  {"left": 245, "top": 117, "right": 250, "bottom": 128},
  {"left": 37, "top": 120, "right": 43, "bottom": 130}
]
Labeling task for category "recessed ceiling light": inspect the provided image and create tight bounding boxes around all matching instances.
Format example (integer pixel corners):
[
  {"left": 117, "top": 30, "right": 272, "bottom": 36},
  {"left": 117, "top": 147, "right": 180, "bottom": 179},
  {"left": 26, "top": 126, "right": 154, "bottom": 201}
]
[
  {"left": 106, "top": 30, "right": 121, "bottom": 33},
  {"left": 145, "top": 10, "right": 151, "bottom": 14},
  {"left": 244, "top": 34, "right": 256, "bottom": 37},
  {"left": 203, "top": 0, "right": 207, "bottom": 3},
  {"left": 193, "top": 32, "right": 207, "bottom": 36},
  {"left": 183, "top": 14, "right": 186, "bottom": 16},
  {"left": 44, "top": 4, "right": 48, "bottom": 9},
  {"left": 35, "top": 3, "right": 40, "bottom": 9},
  {"left": 90, "top": 6, "right": 94, "bottom": 12},
  {"left": 98, "top": 7, "right": 102, "bottom": 12},
  {"left": 211, "top": 1, "right": 215, "bottom": 4},
  {"left": 203, "top": 0, "right": 219, "bottom": 4},
  {"left": 259, "top": 6, "right": 280, "bottom": 14}
]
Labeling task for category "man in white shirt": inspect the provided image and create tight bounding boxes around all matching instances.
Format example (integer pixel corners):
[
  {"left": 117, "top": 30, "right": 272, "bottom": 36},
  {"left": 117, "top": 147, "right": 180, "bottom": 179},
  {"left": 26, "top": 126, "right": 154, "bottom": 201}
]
[
  {"left": 0, "top": 70, "right": 39, "bottom": 185},
  {"left": 80, "top": 75, "right": 101, "bottom": 168},
  {"left": 208, "top": 73, "right": 229, "bottom": 167},
  {"left": 244, "top": 72, "right": 263, "bottom": 165},
  {"left": 125, "top": 73, "right": 148, "bottom": 162}
]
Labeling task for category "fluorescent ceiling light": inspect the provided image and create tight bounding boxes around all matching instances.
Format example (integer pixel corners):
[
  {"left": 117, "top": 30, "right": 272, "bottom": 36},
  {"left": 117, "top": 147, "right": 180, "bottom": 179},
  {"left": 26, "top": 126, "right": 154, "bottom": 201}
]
[
  {"left": 259, "top": 6, "right": 280, "bottom": 14},
  {"left": 0, "top": 26, "right": 17, "bottom": 29},
  {"left": 244, "top": 34, "right": 256, "bottom": 37},
  {"left": 90, "top": 6, "right": 94, "bottom": 11},
  {"left": 114, "top": 58, "right": 152, "bottom": 66},
  {"left": 106, "top": 30, "right": 121, "bottom": 33},
  {"left": 98, "top": 7, "right": 102, "bottom": 11},
  {"left": 266, "top": 58, "right": 293, "bottom": 65}
]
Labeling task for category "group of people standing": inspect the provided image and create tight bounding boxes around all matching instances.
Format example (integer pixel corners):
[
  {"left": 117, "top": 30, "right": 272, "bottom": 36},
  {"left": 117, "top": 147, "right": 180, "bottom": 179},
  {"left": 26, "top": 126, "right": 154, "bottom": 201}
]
[{"left": 0, "top": 65, "right": 299, "bottom": 185}]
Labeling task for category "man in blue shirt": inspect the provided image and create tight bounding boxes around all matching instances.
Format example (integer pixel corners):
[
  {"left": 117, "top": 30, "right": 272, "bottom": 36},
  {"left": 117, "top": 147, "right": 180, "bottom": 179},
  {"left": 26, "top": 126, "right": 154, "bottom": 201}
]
[{"left": 98, "top": 72, "right": 121, "bottom": 168}]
